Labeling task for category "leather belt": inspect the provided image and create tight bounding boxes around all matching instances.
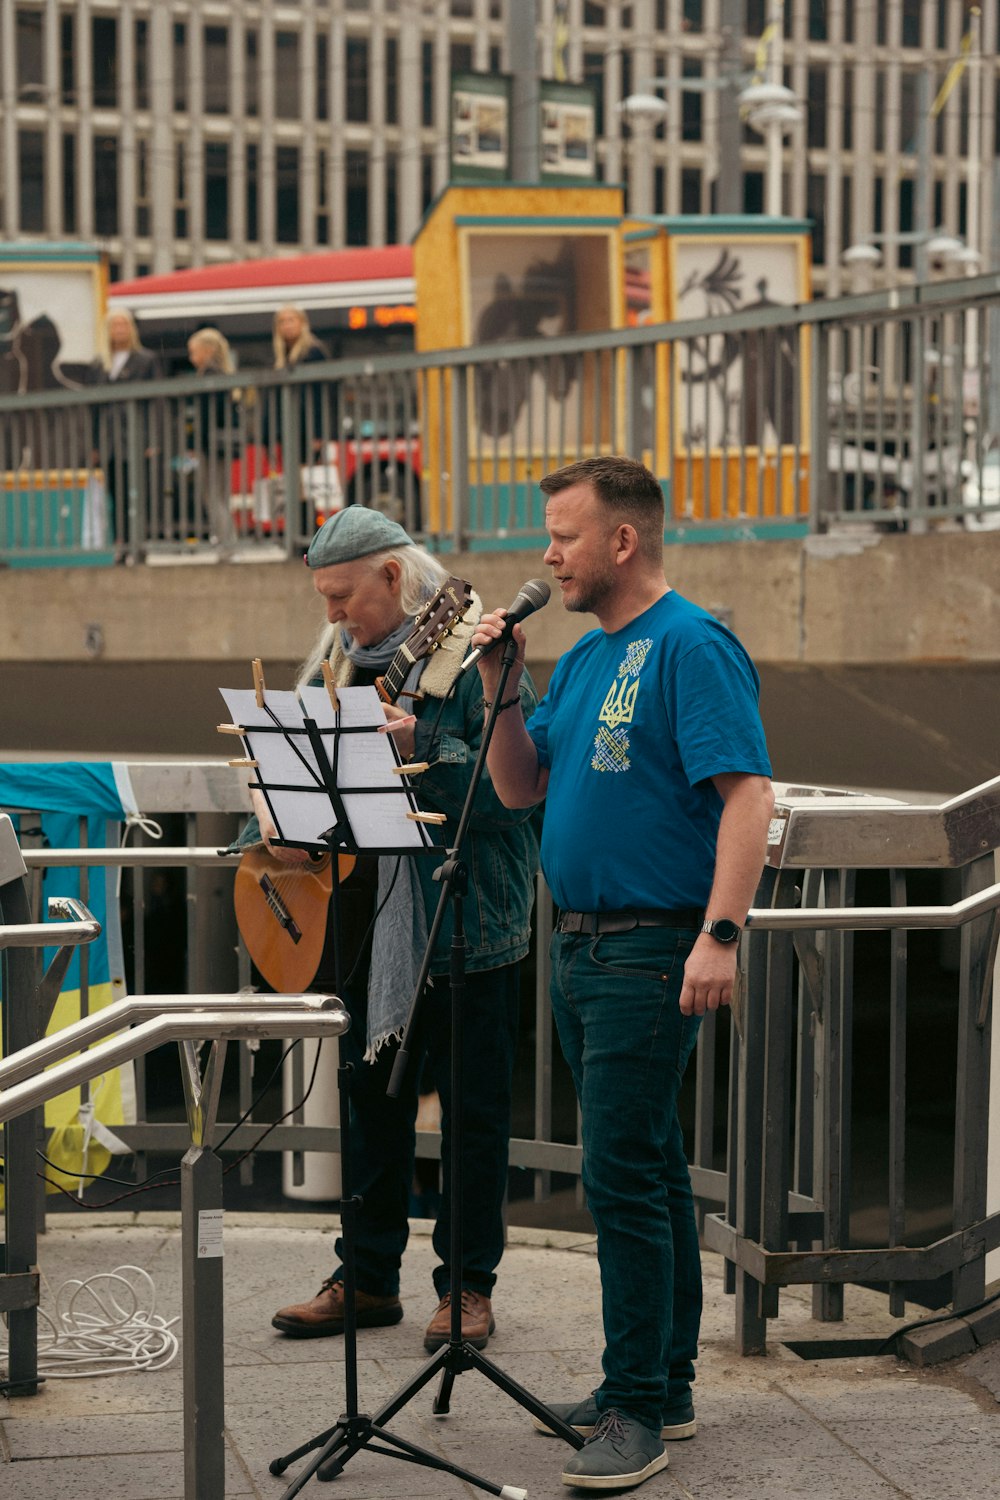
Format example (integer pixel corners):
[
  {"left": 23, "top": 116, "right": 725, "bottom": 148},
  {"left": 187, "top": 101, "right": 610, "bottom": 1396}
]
[{"left": 556, "top": 907, "right": 704, "bottom": 936}]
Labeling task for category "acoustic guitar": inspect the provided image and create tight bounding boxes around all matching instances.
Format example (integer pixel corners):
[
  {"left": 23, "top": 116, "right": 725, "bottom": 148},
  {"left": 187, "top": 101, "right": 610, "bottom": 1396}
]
[{"left": 234, "top": 575, "right": 474, "bottom": 990}]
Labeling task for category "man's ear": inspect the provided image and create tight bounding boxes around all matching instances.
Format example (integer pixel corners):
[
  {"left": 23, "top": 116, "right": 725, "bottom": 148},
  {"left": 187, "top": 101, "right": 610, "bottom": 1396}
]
[
  {"left": 614, "top": 523, "right": 640, "bottom": 565},
  {"left": 383, "top": 558, "right": 403, "bottom": 590}
]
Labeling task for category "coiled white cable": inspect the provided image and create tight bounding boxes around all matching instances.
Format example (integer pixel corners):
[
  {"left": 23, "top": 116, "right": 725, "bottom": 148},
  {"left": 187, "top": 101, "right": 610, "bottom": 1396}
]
[{"left": 1, "top": 1265, "right": 179, "bottom": 1379}]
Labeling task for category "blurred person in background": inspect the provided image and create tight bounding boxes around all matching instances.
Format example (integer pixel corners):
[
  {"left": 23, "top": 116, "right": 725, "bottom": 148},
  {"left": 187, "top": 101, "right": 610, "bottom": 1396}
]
[
  {"left": 186, "top": 327, "right": 242, "bottom": 553},
  {"left": 90, "top": 309, "right": 160, "bottom": 555}
]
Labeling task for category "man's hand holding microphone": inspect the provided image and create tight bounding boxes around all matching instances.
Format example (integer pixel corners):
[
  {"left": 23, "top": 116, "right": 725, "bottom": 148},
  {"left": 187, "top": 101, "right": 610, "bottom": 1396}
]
[{"left": 464, "top": 579, "right": 550, "bottom": 703}]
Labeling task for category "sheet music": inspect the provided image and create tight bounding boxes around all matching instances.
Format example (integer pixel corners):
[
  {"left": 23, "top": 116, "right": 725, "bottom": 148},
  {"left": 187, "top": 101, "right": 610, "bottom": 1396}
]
[{"left": 220, "top": 684, "right": 430, "bottom": 852}]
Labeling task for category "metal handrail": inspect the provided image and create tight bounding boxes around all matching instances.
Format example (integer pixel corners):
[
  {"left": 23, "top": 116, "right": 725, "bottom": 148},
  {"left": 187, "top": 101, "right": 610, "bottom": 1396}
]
[
  {"left": 20, "top": 847, "right": 240, "bottom": 868},
  {"left": 748, "top": 880, "right": 1000, "bottom": 931},
  {"left": 0, "top": 991, "right": 343, "bottom": 1090},
  {"left": 0, "top": 1000, "right": 349, "bottom": 1124},
  {"left": 0, "top": 895, "right": 101, "bottom": 949},
  {"left": 771, "top": 774, "right": 1000, "bottom": 870}
]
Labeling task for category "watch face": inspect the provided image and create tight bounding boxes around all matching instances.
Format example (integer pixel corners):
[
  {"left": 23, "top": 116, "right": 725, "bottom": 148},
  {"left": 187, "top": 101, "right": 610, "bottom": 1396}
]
[{"left": 710, "top": 919, "right": 740, "bottom": 943}]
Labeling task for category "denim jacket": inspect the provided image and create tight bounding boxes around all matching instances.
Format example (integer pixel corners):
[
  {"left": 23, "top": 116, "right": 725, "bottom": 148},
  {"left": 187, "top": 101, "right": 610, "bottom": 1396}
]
[{"left": 232, "top": 593, "right": 542, "bottom": 977}]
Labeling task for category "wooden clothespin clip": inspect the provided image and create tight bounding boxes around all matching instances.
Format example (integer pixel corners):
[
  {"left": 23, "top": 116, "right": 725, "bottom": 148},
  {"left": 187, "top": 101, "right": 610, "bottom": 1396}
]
[
  {"left": 321, "top": 660, "right": 339, "bottom": 713},
  {"left": 228, "top": 757, "right": 259, "bottom": 768},
  {"left": 252, "top": 657, "right": 266, "bottom": 708},
  {"left": 216, "top": 723, "right": 247, "bottom": 736},
  {"left": 392, "top": 761, "right": 430, "bottom": 776},
  {"left": 407, "top": 810, "right": 447, "bottom": 825}
]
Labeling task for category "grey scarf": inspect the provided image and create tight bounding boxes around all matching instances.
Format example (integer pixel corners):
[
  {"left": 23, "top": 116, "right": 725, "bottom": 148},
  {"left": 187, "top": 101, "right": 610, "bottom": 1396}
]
[{"left": 339, "top": 619, "right": 433, "bottom": 1059}]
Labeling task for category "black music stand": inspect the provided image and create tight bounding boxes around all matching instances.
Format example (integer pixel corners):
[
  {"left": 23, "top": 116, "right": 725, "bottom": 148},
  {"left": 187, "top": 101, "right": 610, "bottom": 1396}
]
[{"left": 220, "top": 667, "right": 581, "bottom": 1498}]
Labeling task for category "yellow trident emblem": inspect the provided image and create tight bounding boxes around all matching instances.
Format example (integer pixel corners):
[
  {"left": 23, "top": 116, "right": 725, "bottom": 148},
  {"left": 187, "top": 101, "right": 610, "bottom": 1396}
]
[{"left": 599, "top": 676, "right": 639, "bottom": 732}]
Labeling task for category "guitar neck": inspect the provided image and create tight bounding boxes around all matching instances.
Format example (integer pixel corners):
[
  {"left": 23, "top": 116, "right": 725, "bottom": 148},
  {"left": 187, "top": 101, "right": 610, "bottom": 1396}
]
[{"left": 377, "top": 643, "right": 418, "bottom": 705}]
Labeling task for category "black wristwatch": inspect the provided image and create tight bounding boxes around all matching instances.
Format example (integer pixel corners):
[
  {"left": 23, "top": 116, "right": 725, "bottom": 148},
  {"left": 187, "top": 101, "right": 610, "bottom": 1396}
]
[{"left": 701, "top": 918, "right": 742, "bottom": 944}]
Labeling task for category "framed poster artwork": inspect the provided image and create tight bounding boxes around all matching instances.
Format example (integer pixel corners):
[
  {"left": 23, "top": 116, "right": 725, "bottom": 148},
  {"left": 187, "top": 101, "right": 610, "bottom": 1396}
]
[
  {"left": 669, "top": 235, "right": 808, "bottom": 452},
  {"left": 450, "top": 73, "right": 512, "bottom": 183},
  {"left": 462, "top": 228, "right": 616, "bottom": 453},
  {"left": 539, "top": 82, "right": 597, "bottom": 181},
  {"left": 0, "top": 251, "right": 105, "bottom": 395}
]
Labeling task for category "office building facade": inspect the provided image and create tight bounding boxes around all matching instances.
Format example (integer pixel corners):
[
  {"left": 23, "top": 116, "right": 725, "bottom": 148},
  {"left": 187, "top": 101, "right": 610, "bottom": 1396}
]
[{"left": 1, "top": 1, "right": 996, "bottom": 292}]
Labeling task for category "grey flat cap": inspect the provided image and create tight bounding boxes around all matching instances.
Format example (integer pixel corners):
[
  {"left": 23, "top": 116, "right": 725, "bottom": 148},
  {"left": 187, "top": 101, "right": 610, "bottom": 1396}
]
[{"left": 305, "top": 506, "right": 414, "bottom": 568}]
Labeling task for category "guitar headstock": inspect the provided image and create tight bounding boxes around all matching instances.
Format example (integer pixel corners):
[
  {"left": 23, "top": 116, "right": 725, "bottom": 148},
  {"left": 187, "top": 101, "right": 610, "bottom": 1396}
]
[{"left": 406, "top": 576, "right": 474, "bottom": 660}]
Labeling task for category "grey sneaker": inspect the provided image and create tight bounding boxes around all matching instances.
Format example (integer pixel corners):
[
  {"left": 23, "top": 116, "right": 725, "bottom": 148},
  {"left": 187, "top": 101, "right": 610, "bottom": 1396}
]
[
  {"left": 560, "top": 1409, "right": 668, "bottom": 1490},
  {"left": 533, "top": 1393, "right": 696, "bottom": 1441}
]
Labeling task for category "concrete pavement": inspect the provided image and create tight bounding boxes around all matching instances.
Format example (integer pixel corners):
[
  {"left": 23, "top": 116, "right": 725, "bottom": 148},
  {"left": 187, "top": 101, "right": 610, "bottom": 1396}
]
[{"left": 2, "top": 1213, "right": 999, "bottom": 1500}]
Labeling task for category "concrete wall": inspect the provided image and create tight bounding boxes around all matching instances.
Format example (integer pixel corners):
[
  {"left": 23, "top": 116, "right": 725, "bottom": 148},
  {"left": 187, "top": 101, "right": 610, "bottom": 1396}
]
[{"left": 3, "top": 531, "right": 999, "bottom": 792}]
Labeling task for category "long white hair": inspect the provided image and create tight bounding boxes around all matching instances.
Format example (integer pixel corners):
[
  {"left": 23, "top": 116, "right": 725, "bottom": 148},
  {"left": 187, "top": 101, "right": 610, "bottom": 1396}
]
[{"left": 297, "top": 542, "right": 449, "bottom": 689}]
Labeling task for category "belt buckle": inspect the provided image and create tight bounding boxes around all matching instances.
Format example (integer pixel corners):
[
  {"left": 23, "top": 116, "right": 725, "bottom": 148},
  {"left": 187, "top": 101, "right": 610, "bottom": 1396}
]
[{"left": 559, "top": 910, "right": 584, "bottom": 934}]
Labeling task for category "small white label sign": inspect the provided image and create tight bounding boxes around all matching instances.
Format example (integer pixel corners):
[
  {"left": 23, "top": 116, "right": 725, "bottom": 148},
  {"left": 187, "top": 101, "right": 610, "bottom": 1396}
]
[{"left": 197, "top": 1208, "right": 224, "bottom": 1258}]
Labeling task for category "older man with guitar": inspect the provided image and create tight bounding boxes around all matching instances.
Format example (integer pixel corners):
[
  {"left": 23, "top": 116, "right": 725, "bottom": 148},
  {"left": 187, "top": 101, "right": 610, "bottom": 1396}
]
[{"left": 235, "top": 506, "right": 540, "bottom": 1351}]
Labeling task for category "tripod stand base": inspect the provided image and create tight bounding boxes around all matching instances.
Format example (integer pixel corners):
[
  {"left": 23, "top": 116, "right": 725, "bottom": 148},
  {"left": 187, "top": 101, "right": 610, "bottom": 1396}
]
[{"left": 272, "top": 1336, "right": 581, "bottom": 1496}]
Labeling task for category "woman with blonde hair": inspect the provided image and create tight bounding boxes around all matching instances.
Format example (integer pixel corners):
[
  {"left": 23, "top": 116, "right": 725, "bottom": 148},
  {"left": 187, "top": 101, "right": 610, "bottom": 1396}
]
[
  {"left": 267, "top": 305, "right": 329, "bottom": 462},
  {"left": 186, "top": 327, "right": 240, "bottom": 551}
]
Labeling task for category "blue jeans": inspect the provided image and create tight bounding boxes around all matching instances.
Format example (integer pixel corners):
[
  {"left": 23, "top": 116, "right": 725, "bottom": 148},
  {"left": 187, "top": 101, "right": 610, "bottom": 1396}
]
[
  {"left": 550, "top": 928, "right": 703, "bottom": 1431},
  {"left": 333, "top": 961, "right": 520, "bottom": 1300}
]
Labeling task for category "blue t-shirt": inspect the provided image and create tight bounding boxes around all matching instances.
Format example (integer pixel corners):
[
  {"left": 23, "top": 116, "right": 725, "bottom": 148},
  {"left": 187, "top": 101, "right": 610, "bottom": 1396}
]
[{"left": 525, "top": 590, "right": 772, "bottom": 912}]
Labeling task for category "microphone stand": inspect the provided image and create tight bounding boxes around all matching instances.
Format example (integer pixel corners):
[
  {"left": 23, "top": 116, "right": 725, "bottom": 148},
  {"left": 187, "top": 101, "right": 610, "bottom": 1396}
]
[{"left": 274, "top": 632, "right": 582, "bottom": 1496}]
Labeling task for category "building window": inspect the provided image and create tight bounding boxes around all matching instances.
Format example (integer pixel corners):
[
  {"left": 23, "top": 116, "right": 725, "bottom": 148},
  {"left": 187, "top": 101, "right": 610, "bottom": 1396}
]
[
  {"left": 246, "top": 30, "right": 259, "bottom": 117},
  {"left": 807, "top": 68, "right": 827, "bottom": 150},
  {"left": 135, "top": 19, "right": 149, "bottom": 110},
  {"left": 94, "top": 136, "right": 119, "bottom": 235},
  {"left": 680, "top": 167, "right": 701, "bottom": 215},
  {"left": 60, "top": 13, "right": 75, "bottom": 104},
  {"left": 806, "top": 173, "right": 826, "bottom": 266},
  {"left": 246, "top": 143, "right": 259, "bottom": 240},
  {"left": 62, "top": 133, "right": 77, "bottom": 232},
  {"left": 386, "top": 36, "right": 398, "bottom": 125},
  {"left": 173, "top": 24, "right": 188, "bottom": 112},
  {"left": 422, "top": 154, "right": 434, "bottom": 213},
  {"left": 684, "top": 0, "right": 703, "bottom": 30},
  {"left": 204, "top": 27, "right": 229, "bottom": 116},
  {"left": 18, "top": 131, "right": 45, "bottom": 231},
  {"left": 421, "top": 41, "right": 433, "bottom": 128},
  {"left": 682, "top": 61, "right": 702, "bottom": 141},
  {"left": 16, "top": 9, "right": 44, "bottom": 98},
  {"left": 451, "top": 42, "right": 472, "bottom": 75},
  {"left": 92, "top": 17, "right": 118, "bottom": 109},
  {"left": 316, "top": 146, "right": 330, "bottom": 243},
  {"left": 205, "top": 142, "right": 229, "bottom": 240},
  {"left": 346, "top": 150, "right": 368, "bottom": 245},
  {"left": 317, "top": 32, "right": 329, "bottom": 120},
  {"left": 136, "top": 138, "right": 151, "bottom": 236},
  {"left": 386, "top": 153, "right": 398, "bottom": 244},
  {"left": 902, "top": 7, "right": 920, "bottom": 48},
  {"left": 277, "top": 144, "right": 300, "bottom": 243},
  {"left": 276, "top": 32, "right": 301, "bottom": 119},
  {"left": 175, "top": 140, "right": 188, "bottom": 238},
  {"left": 584, "top": 53, "right": 605, "bottom": 134},
  {"left": 743, "top": 170, "right": 764, "bottom": 216},
  {"left": 808, "top": 0, "right": 827, "bottom": 41},
  {"left": 346, "top": 38, "right": 369, "bottom": 122}
]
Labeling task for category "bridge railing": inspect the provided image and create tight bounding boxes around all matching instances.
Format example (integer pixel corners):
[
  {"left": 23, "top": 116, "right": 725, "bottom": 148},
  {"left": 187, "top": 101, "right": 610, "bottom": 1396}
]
[
  {"left": 3, "top": 273, "right": 1000, "bottom": 565},
  {"left": 4, "top": 768, "right": 999, "bottom": 1365}
]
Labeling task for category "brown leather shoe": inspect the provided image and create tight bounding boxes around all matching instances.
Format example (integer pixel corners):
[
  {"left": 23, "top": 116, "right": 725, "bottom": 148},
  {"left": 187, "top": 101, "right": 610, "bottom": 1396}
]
[
  {"left": 423, "top": 1290, "right": 496, "bottom": 1351},
  {"left": 272, "top": 1278, "right": 403, "bottom": 1338}
]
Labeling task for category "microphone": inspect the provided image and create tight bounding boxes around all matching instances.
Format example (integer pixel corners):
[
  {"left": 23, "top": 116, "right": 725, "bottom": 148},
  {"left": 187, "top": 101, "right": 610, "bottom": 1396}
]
[{"left": 460, "top": 578, "right": 551, "bottom": 673}]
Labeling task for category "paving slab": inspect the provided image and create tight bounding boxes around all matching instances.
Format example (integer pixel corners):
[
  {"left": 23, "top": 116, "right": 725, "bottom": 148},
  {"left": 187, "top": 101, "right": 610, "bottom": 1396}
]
[{"left": 2, "top": 1214, "right": 999, "bottom": 1500}]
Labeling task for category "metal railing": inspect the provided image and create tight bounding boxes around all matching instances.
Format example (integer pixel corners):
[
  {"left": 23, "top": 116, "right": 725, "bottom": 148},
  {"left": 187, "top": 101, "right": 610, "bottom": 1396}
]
[
  {"left": 706, "top": 777, "right": 1000, "bottom": 1354},
  {"left": 0, "top": 971, "right": 348, "bottom": 1500},
  {"left": 4, "top": 768, "right": 999, "bottom": 1367},
  {"left": 3, "top": 273, "right": 1000, "bottom": 565}
]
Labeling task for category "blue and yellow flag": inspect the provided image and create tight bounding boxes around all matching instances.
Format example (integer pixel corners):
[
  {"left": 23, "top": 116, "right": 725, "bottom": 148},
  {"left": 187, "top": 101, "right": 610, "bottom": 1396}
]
[{"left": 0, "top": 762, "right": 138, "bottom": 1197}]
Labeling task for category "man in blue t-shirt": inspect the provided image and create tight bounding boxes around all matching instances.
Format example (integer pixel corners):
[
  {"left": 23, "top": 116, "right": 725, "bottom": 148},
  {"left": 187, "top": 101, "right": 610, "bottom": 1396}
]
[{"left": 472, "top": 455, "right": 774, "bottom": 1492}]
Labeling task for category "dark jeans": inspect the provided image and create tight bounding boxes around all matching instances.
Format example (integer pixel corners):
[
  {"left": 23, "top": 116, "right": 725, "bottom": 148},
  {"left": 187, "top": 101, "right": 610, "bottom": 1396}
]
[
  {"left": 550, "top": 927, "right": 703, "bottom": 1431},
  {"left": 333, "top": 960, "right": 520, "bottom": 1300}
]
